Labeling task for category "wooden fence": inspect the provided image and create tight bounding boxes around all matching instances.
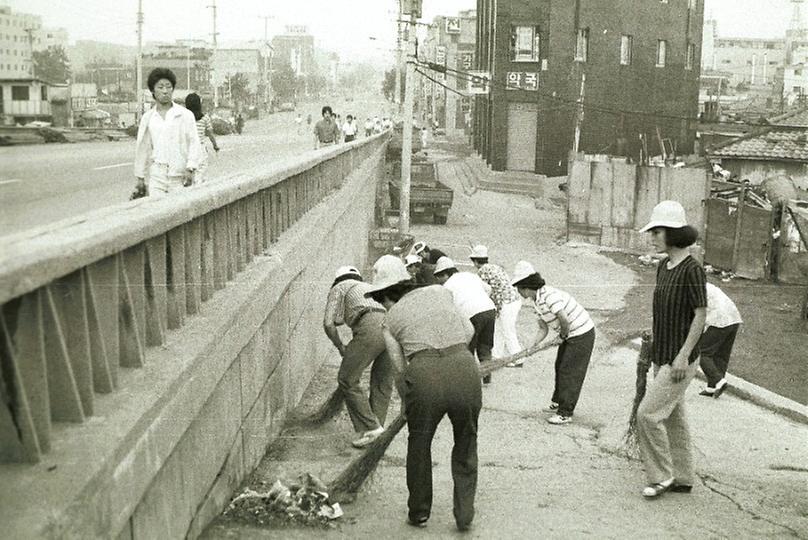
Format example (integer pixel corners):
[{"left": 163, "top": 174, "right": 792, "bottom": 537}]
[
  {"left": 0, "top": 135, "right": 386, "bottom": 464},
  {"left": 566, "top": 154, "right": 712, "bottom": 252}
]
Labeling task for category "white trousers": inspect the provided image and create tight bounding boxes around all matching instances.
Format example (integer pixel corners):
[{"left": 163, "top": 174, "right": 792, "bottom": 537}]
[
  {"left": 493, "top": 299, "right": 522, "bottom": 358},
  {"left": 148, "top": 163, "right": 185, "bottom": 197}
]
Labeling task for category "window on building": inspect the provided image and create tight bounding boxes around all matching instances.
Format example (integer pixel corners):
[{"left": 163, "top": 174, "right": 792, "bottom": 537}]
[
  {"left": 620, "top": 35, "right": 632, "bottom": 65},
  {"left": 11, "top": 85, "right": 29, "bottom": 100},
  {"left": 575, "top": 28, "right": 589, "bottom": 62},
  {"left": 511, "top": 25, "right": 540, "bottom": 62},
  {"left": 656, "top": 40, "right": 667, "bottom": 67},
  {"left": 685, "top": 42, "right": 695, "bottom": 70},
  {"left": 41, "top": 85, "right": 47, "bottom": 100}
]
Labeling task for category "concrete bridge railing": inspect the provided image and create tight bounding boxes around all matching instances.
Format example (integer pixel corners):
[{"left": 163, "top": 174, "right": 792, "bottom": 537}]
[{"left": 0, "top": 133, "right": 388, "bottom": 538}]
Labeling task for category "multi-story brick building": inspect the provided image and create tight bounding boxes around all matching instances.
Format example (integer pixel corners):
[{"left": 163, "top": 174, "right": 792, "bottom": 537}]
[{"left": 473, "top": 0, "right": 704, "bottom": 175}]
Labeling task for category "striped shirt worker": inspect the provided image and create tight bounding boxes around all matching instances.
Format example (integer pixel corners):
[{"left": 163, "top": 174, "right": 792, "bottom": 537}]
[
  {"left": 324, "top": 279, "right": 385, "bottom": 329},
  {"left": 534, "top": 285, "right": 594, "bottom": 338}
]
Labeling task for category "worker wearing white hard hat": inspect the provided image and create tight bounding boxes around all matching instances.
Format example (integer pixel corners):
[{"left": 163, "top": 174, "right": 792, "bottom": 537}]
[
  {"left": 635, "top": 201, "right": 706, "bottom": 500},
  {"left": 323, "top": 265, "right": 394, "bottom": 449},
  {"left": 365, "top": 255, "right": 480, "bottom": 532},
  {"left": 469, "top": 244, "right": 524, "bottom": 367},
  {"left": 511, "top": 261, "right": 596, "bottom": 426},
  {"left": 404, "top": 254, "right": 424, "bottom": 283},
  {"left": 434, "top": 256, "right": 498, "bottom": 384},
  {"left": 408, "top": 241, "right": 447, "bottom": 285}
]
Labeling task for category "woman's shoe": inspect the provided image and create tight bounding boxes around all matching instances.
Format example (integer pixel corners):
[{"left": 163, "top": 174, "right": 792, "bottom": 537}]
[
  {"left": 642, "top": 478, "right": 674, "bottom": 498},
  {"left": 407, "top": 516, "right": 428, "bottom": 528}
]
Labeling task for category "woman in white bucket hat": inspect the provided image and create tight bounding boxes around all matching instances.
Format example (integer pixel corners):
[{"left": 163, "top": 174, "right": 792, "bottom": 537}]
[
  {"left": 365, "top": 255, "right": 481, "bottom": 532},
  {"left": 323, "top": 265, "right": 393, "bottom": 449},
  {"left": 635, "top": 200, "right": 707, "bottom": 499},
  {"left": 511, "top": 261, "right": 596, "bottom": 425}
]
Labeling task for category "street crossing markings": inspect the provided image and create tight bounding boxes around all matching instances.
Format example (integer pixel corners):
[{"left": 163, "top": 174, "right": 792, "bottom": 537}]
[
  {"left": 93, "top": 162, "right": 133, "bottom": 171},
  {"left": 0, "top": 179, "right": 21, "bottom": 185}
]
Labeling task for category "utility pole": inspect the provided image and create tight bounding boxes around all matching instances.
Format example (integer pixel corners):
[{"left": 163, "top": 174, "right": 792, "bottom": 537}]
[
  {"left": 186, "top": 47, "right": 191, "bottom": 89},
  {"left": 136, "top": 0, "right": 144, "bottom": 121},
  {"left": 259, "top": 15, "right": 274, "bottom": 112},
  {"left": 394, "top": 1, "right": 403, "bottom": 110},
  {"left": 400, "top": 9, "right": 416, "bottom": 235},
  {"left": 208, "top": 0, "right": 219, "bottom": 107},
  {"left": 572, "top": 72, "right": 586, "bottom": 154}
]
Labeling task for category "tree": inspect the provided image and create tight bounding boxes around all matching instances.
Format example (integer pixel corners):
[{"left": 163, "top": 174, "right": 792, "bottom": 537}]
[
  {"left": 382, "top": 67, "right": 404, "bottom": 103},
  {"left": 220, "top": 73, "right": 251, "bottom": 109},
  {"left": 272, "top": 62, "right": 299, "bottom": 102},
  {"left": 32, "top": 45, "right": 71, "bottom": 84}
]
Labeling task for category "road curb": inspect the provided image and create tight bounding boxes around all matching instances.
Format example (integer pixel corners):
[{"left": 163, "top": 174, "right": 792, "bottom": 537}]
[{"left": 626, "top": 338, "right": 808, "bottom": 426}]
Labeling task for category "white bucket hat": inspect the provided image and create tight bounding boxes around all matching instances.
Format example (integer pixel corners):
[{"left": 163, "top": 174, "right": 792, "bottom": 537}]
[
  {"left": 469, "top": 244, "right": 489, "bottom": 260},
  {"left": 510, "top": 260, "right": 537, "bottom": 286},
  {"left": 334, "top": 265, "right": 361, "bottom": 279},
  {"left": 639, "top": 200, "right": 688, "bottom": 233},
  {"left": 433, "top": 256, "right": 456, "bottom": 275},
  {"left": 404, "top": 254, "right": 422, "bottom": 267},
  {"left": 365, "top": 255, "right": 412, "bottom": 295}
]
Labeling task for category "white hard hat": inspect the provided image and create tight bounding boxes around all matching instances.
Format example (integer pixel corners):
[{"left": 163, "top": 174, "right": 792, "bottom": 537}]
[
  {"left": 639, "top": 200, "right": 688, "bottom": 233},
  {"left": 334, "top": 265, "right": 361, "bottom": 280},
  {"left": 411, "top": 241, "right": 428, "bottom": 255},
  {"left": 469, "top": 244, "right": 488, "bottom": 260},
  {"left": 365, "top": 255, "right": 412, "bottom": 295},
  {"left": 433, "top": 256, "right": 456, "bottom": 275},
  {"left": 404, "top": 254, "right": 422, "bottom": 267},
  {"left": 510, "top": 260, "right": 537, "bottom": 286}
]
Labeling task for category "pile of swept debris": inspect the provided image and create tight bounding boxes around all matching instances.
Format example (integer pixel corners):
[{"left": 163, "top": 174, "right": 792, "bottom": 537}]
[{"left": 223, "top": 473, "right": 343, "bottom": 528}]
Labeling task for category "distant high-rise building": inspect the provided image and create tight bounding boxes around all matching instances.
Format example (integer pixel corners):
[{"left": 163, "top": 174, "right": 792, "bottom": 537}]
[{"left": 0, "top": 5, "right": 69, "bottom": 79}]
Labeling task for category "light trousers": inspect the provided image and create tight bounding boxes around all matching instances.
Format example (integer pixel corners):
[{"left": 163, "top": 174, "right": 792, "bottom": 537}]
[
  {"left": 148, "top": 162, "right": 185, "bottom": 197},
  {"left": 492, "top": 299, "right": 522, "bottom": 358},
  {"left": 637, "top": 362, "right": 699, "bottom": 485}
]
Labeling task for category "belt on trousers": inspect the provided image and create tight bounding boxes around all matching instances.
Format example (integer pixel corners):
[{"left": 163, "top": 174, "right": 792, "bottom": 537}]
[
  {"left": 409, "top": 343, "right": 468, "bottom": 362},
  {"left": 352, "top": 308, "right": 386, "bottom": 326}
]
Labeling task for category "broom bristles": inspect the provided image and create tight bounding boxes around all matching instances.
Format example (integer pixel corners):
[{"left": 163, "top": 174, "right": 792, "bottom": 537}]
[
  {"left": 327, "top": 340, "right": 561, "bottom": 498},
  {"left": 623, "top": 332, "right": 653, "bottom": 450},
  {"left": 296, "top": 389, "right": 344, "bottom": 426}
]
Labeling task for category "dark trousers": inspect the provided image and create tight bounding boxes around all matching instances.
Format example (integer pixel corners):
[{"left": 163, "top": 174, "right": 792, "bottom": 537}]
[
  {"left": 345, "top": 134, "right": 356, "bottom": 142},
  {"left": 404, "top": 345, "right": 482, "bottom": 529},
  {"left": 698, "top": 324, "right": 739, "bottom": 387},
  {"left": 338, "top": 311, "right": 393, "bottom": 432},
  {"left": 551, "top": 328, "right": 595, "bottom": 417},
  {"left": 468, "top": 309, "right": 496, "bottom": 364}
]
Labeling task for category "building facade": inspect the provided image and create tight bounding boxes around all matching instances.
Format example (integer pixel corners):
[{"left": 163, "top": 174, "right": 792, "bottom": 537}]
[
  {"left": 423, "top": 10, "right": 476, "bottom": 135},
  {"left": 474, "top": 0, "right": 704, "bottom": 175},
  {"left": 141, "top": 43, "right": 214, "bottom": 95},
  {"left": 271, "top": 27, "right": 315, "bottom": 77},
  {"left": 211, "top": 43, "right": 272, "bottom": 99},
  {"left": 0, "top": 77, "right": 55, "bottom": 124},
  {"left": 0, "top": 6, "right": 69, "bottom": 79}
]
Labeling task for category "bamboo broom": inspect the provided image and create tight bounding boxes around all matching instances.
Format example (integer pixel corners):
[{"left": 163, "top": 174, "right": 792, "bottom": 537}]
[
  {"left": 623, "top": 332, "right": 652, "bottom": 454},
  {"left": 328, "top": 339, "right": 561, "bottom": 500}
]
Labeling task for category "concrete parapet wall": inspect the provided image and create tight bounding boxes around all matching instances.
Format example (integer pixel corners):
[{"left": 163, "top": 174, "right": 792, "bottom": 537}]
[{"left": 0, "top": 136, "right": 387, "bottom": 538}]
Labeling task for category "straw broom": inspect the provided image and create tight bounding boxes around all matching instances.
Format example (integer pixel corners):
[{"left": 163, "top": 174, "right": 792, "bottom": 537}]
[
  {"left": 328, "top": 339, "right": 561, "bottom": 499},
  {"left": 623, "top": 332, "right": 652, "bottom": 454}
]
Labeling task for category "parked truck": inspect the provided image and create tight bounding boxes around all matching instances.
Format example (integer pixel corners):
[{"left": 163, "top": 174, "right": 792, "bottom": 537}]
[{"left": 388, "top": 160, "right": 453, "bottom": 225}]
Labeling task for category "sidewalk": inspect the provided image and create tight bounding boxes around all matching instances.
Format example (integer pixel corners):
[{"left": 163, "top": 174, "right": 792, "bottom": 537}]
[{"left": 203, "top": 137, "right": 808, "bottom": 539}]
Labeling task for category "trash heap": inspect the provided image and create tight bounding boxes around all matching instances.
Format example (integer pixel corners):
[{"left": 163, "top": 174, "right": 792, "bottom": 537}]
[{"left": 224, "top": 473, "right": 343, "bottom": 527}]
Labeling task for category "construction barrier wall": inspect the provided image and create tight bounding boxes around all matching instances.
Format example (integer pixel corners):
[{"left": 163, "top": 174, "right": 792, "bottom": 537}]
[
  {"left": 566, "top": 154, "right": 711, "bottom": 253},
  {"left": 0, "top": 134, "right": 388, "bottom": 538}
]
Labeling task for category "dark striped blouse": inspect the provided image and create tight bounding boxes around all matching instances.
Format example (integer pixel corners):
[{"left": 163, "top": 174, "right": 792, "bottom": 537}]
[{"left": 652, "top": 256, "right": 707, "bottom": 365}]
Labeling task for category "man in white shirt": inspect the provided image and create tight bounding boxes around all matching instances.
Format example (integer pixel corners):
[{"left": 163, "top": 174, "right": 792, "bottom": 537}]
[
  {"left": 434, "top": 257, "right": 497, "bottom": 384},
  {"left": 133, "top": 68, "right": 201, "bottom": 198},
  {"left": 342, "top": 114, "right": 358, "bottom": 142},
  {"left": 698, "top": 283, "right": 743, "bottom": 398}
]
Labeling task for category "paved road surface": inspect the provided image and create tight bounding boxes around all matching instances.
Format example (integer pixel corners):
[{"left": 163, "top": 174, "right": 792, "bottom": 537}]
[{"left": 0, "top": 98, "right": 390, "bottom": 237}]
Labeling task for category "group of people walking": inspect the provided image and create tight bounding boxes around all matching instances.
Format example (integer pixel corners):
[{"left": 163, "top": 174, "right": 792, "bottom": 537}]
[
  {"left": 312, "top": 105, "right": 392, "bottom": 149},
  {"left": 323, "top": 199, "right": 742, "bottom": 530}
]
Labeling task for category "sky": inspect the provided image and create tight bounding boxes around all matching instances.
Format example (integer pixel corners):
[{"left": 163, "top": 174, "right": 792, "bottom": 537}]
[{"left": 1, "top": 0, "right": 795, "bottom": 64}]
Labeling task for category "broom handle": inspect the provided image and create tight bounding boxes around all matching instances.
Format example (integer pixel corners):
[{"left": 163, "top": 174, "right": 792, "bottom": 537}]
[{"left": 479, "top": 338, "right": 562, "bottom": 377}]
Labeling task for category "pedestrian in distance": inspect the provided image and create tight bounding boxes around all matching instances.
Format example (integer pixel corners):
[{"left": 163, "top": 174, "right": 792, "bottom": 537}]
[
  {"left": 636, "top": 200, "right": 707, "bottom": 499},
  {"left": 698, "top": 283, "right": 742, "bottom": 398},
  {"left": 314, "top": 105, "right": 341, "bottom": 149},
  {"left": 342, "top": 114, "right": 358, "bottom": 143},
  {"left": 306, "top": 113, "right": 312, "bottom": 127},
  {"left": 184, "top": 92, "right": 219, "bottom": 185},
  {"left": 235, "top": 113, "right": 244, "bottom": 135},
  {"left": 364, "top": 116, "right": 374, "bottom": 137},
  {"left": 323, "top": 266, "right": 394, "bottom": 448},
  {"left": 373, "top": 115, "right": 383, "bottom": 134},
  {"left": 365, "top": 255, "right": 481, "bottom": 532},
  {"left": 132, "top": 68, "right": 201, "bottom": 198},
  {"left": 469, "top": 245, "right": 523, "bottom": 366},
  {"left": 433, "top": 257, "right": 497, "bottom": 385},
  {"left": 511, "top": 260, "right": 596, "bottom": 425},
  {"left": 295, "top": 113, "right": 303, "bottom": 135}
]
